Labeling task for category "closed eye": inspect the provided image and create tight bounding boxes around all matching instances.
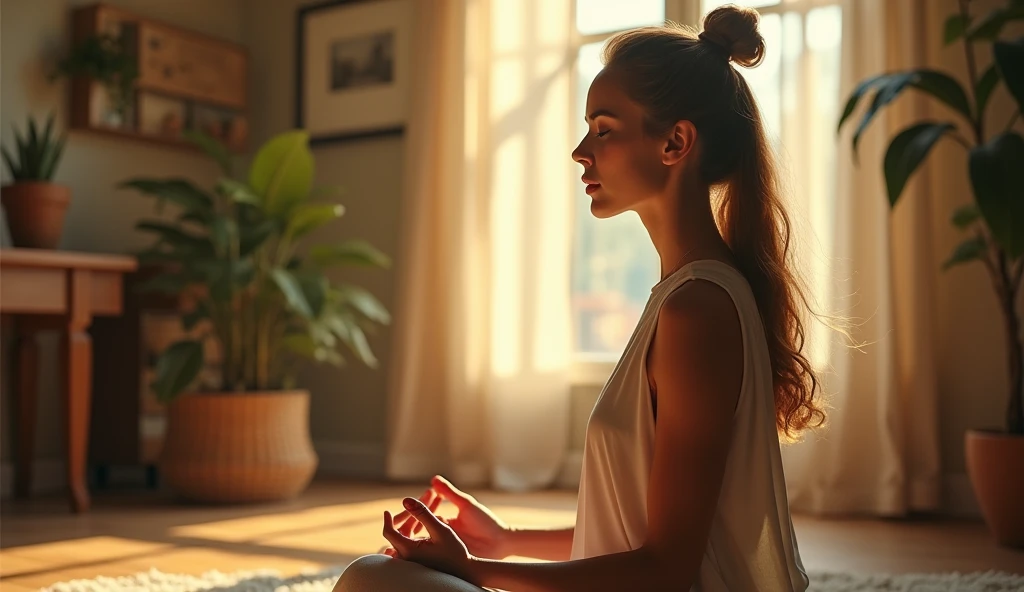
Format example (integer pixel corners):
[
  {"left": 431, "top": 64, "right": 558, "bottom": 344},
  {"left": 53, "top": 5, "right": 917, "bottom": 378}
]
[{"left": 595, "top": 130, "right": 610, "bottom": 139}]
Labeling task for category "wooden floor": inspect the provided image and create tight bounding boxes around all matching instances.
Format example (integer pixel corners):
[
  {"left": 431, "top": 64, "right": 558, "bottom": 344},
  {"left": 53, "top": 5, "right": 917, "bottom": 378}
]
[{"left": 1, "top": 479, "right": 1022, "bottom": 590}]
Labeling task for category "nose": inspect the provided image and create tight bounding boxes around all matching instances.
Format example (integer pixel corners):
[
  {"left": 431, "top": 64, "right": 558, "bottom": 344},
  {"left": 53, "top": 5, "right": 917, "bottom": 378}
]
[{"left": 572, "top": 138, "right": 593, "bottom": 167}]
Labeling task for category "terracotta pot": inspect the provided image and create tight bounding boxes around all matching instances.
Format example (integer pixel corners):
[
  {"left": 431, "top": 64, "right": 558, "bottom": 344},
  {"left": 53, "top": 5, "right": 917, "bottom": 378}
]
[
  {"left": 159, "top": 390, "right": 319, "bottom": 503},
  {"left": 965, "top": 429, "right": 1024, "bottom": 548},
  {"left": 1, "top": 182, "right": 71, "bottom": 249}
]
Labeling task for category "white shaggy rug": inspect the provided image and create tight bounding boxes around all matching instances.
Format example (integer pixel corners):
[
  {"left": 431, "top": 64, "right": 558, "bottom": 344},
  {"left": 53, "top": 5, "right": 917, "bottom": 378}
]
[{"left": 36, "top": 567, "right": 1024, "bottom": 591}]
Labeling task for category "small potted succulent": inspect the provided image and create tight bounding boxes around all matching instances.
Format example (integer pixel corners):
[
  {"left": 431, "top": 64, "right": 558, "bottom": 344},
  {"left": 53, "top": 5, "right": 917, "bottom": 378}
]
[{"left": 1, "top": 113, "right": 70, "bottom": 249}]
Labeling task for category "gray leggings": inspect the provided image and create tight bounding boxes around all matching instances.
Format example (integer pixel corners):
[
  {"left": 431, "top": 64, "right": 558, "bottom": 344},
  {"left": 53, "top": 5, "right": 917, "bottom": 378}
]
[{"left": 332, "top": 554, "right": 498, "bottom": 592}]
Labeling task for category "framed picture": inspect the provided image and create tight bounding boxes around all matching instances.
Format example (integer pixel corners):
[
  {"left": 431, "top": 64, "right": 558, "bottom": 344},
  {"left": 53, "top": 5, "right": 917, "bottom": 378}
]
[{"left": 295, "top": 0, "right": 413, "bottom": 145}]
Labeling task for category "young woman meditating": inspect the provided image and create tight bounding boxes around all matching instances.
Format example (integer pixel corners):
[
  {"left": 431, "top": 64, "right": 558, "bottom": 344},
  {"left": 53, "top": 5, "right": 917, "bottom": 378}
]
[{"left": 335, "top": 4, "right": 822, "bottom": 590}]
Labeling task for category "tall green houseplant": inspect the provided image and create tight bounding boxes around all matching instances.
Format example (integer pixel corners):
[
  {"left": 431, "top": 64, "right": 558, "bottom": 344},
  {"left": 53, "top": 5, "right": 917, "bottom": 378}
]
[
  {"left": 122, "top": 130, "right": 392, "bottom": 401},
  {"left": 838, "top": 0, "right": 1024, "bottom": 434}
]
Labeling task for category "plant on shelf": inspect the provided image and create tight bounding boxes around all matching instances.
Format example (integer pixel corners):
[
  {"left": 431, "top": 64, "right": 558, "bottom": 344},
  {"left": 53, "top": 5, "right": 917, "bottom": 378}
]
[
  {"left": 1, "top": 113, "right": 71, "bottom": 249},
  {"left": 837, "top": 0, "right": 1024, "bottom": 546},
  {"left": 53, "top": 33, "right": 138, "bottom": 126},
  {"left": 120, "top": 129, "right": 392, "bottom": 503}
]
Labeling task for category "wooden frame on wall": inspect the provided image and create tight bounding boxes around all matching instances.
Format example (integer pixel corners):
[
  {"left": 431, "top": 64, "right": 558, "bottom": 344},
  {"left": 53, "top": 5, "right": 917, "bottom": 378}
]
[{"left": 294, "top": 0, "right": 413, "bottom": 145}]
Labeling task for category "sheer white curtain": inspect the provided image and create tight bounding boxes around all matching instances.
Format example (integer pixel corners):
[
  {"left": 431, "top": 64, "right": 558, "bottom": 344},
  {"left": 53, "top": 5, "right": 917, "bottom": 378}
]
[
  {"left": 385, "top": 0, "right": 574, "bottom": 490},
  {"left": 775, "top": 0, "right": 942, "bottom": 515}
]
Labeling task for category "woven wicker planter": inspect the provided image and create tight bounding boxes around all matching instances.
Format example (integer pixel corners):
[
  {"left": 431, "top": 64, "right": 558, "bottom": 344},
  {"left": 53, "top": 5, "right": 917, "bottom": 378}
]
[{"left": 159, "top": 390, "right": 318, "bottom": 503}]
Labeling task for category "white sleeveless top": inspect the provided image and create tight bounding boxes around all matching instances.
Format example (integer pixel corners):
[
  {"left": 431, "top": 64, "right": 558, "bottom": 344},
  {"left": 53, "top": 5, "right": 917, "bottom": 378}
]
[{"left": 569, "top": 260, "right": 809, "bottom": 592}]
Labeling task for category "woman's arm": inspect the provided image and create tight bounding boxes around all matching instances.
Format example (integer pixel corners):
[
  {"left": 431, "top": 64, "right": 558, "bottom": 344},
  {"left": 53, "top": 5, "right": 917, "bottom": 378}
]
[
  {"left": 500, "top": 526, "right": 575, "bottom": 561},
  {"left": 462, "top": 282, "right": 743, "bottom": 591}
]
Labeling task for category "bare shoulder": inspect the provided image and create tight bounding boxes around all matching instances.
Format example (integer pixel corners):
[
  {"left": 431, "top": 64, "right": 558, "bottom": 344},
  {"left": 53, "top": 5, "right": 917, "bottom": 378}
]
[{"left": 648, "top": 279, "right": 743, "bottom": 409}]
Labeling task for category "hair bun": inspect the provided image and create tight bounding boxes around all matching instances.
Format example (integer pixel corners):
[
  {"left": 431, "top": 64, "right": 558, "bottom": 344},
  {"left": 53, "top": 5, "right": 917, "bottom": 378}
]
[{"left": 701, "top": 4, "right": 765, "bottom": 68}]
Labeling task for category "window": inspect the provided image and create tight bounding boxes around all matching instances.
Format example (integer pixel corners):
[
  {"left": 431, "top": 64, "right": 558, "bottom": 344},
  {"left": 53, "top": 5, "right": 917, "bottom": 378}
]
[{"left": 569, "top": 0, "right": 842, "bottom": 375}]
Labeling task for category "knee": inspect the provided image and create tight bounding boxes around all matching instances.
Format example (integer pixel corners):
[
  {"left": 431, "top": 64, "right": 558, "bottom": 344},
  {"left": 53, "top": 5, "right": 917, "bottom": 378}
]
[{"left": 333, "top": 554, "right": 391, "bottom": 592}]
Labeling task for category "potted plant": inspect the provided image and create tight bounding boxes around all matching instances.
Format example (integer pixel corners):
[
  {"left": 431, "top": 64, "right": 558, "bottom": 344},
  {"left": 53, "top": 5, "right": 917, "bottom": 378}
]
[
  {"left": 1, "top": 113, "right": 70, "bottom": 249},
  {"left": 122, "top": 129, "right": 392, "bottom": 503},
  {"left": 837, "top": 0, "right": 1024, "bottom": 546},
  {"left": 53, "top": 33, "right": 138, "bottom": 128}
]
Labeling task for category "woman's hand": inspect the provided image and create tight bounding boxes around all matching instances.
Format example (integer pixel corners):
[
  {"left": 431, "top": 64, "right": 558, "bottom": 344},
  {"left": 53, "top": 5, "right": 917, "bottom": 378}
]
[
  {"left": 389, "top": 475, "right": 511, "bottom": 559},
  {"left": 382, "top": 497, "right": 476, "bottom": 582}
]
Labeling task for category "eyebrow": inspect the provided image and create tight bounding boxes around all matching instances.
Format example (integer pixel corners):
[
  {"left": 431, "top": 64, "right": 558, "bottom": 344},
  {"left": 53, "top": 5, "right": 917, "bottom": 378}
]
[{"left": 585, "top": 109, "right": 618, "bottom": 122}]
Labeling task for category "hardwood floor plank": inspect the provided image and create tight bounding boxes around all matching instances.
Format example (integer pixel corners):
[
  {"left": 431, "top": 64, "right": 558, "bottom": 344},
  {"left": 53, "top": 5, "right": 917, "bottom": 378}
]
[{"left": 1, "top": 478, "right": 1021, "bottom": 591}]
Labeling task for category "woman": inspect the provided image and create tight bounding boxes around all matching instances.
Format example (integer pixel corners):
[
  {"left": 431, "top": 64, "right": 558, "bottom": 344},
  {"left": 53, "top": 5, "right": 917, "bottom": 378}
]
[{"left": 335, "top": 4, "right": 823, "bottom": 591}]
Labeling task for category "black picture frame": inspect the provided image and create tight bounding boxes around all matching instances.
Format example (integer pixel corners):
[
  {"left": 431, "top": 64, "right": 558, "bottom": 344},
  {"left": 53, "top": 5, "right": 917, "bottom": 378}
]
[{"left": 295, "top": 0, "right": 411, "bottom": 145}]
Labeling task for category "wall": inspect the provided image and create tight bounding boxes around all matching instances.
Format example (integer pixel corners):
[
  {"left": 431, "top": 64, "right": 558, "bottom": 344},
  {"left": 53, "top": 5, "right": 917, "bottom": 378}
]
[{"left": 0, "top": 0, "right": 245, "bottom": 486}]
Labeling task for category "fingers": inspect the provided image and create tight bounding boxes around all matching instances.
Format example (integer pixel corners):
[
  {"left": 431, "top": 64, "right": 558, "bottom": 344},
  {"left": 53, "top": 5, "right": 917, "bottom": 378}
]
[
  {"left": 411, "top": 490, "right": 444, "bottom": 536},
  {"left": 399, "top": 489, "right": 435, "bottom": 536},
  {"left": 401, "top": 497, "right": 449, "bottom": 541},
  {"left": 431, "top": 474, "right": 471, "bottom": 509},
  {"left": 381, "top": 510, "right": 411, "bottom": 557},
  {"left": 393, "top": 487, "right": 433, "bottom": 526}
]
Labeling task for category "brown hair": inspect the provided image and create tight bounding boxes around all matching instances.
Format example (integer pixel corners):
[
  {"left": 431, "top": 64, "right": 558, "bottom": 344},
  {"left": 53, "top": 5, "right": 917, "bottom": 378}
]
[{"left": 604, "top": 5, "right": 826, "bottom": 439}]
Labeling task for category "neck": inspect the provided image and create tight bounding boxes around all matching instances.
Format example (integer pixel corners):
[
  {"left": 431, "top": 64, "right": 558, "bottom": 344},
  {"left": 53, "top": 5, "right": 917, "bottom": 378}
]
[{"left": 635, "top": 179, "right": 726, "bottom": 280}]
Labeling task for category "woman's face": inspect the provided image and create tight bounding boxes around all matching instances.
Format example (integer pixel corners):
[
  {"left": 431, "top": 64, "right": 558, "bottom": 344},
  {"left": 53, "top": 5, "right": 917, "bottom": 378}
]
[{"left": 571, "top": 67, "right": 671, "bottom": 219}]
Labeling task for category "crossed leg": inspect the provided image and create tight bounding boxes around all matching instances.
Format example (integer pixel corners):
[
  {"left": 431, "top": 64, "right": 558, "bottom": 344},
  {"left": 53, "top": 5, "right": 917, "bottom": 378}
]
[{"left": 333, "top": 554, "right": 495, "bottom": 592}]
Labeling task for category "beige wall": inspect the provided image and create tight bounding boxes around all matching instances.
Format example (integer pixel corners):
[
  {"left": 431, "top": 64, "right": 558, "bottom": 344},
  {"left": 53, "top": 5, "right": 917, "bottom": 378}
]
[{"left": 0, "top": 0, "right": 246, "bottom": 470}]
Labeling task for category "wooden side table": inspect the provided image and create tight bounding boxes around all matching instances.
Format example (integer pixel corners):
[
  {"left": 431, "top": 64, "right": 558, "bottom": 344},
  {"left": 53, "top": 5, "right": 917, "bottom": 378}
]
[{"left": 0, "top": 248, "right": 137, "bottom": 513}]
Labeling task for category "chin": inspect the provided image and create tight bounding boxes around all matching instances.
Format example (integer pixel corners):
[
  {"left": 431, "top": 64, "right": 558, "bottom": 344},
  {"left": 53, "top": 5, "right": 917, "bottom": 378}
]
[{"left": 589, "top": 196, "right": 627, "bottom": 219}]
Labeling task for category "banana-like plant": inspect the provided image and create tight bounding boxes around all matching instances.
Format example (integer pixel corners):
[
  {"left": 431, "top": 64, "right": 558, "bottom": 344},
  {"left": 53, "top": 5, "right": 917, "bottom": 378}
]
[
  {"left": 838, "top": 0, "right": 1024, "bottom": 433},
  {"left": 122, "top": 130, "right": 392, "bottom": 402}
]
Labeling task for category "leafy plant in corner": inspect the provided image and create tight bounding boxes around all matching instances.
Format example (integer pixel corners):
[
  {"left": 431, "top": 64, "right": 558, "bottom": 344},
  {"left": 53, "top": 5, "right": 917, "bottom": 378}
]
[
  {"left": 1, "top": 113, "right": 67, "bottom": 183},
  {"left": 837, "top": 0, "right": 1024, "bottom": 433},
  {"left": 53, "top": 33, "right": 138, "bottom": 121},
  {"left": 122, "top": 129, "right": 392, "bottom": 402}
]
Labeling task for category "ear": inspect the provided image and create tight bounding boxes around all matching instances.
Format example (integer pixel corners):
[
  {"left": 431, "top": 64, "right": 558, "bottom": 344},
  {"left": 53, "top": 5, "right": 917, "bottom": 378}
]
[{"left": 662, "top": 120, "right": 697, "bottom": 166}]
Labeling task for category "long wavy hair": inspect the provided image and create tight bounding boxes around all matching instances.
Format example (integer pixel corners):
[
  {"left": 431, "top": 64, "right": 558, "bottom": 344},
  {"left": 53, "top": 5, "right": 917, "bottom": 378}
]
[{"left": 604, "top": 6, "right": 828, "bottom": 440}]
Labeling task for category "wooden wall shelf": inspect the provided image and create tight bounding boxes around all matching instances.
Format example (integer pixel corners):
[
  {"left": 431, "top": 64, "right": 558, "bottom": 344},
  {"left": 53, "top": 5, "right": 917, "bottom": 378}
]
[{"left": 69, "top": 3, "right": 249, "bottom": 153}]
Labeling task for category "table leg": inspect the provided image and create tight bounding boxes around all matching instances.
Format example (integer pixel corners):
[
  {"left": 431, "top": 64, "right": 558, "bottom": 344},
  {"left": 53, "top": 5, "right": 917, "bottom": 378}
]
[
  {"left": 65, "top": 269, "right": 93, "bottom": 514},
  {"left": 14, "top": 322, "right": 38, "bottom": 499}
]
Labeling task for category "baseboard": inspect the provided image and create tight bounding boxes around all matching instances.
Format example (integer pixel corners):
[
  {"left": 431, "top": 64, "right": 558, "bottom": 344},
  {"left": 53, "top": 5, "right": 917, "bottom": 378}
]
[
  {"left": 0, "top": 459, "right": 66, "bottom": 498},
  {"left": 315, "top": 440, "right": 387, "bottom": 480},
  {"left": 942, "top": 473, "right": 981, "bottom": 517},
  {"left": 556, "top": 450, "right": 583, "bottom": 490}
]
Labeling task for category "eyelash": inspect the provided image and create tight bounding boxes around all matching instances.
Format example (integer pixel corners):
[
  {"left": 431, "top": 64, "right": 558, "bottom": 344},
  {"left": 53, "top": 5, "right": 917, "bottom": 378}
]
[{"left": 594, "top": 130, "right": 610, "bottom": 139}]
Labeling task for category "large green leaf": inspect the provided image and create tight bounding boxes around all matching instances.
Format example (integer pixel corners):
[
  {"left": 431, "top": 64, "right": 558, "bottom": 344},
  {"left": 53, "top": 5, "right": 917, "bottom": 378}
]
[
  {"left": 211, "top": 216, "right": 238, "bottom": 254},
  {"left": 325, "top": 310, "right": 378, "bottom": 367},
  {"left": 884, "top": 122, "right": 956, "bottom": 207},
  {"left": 121, "top": 179, "right": 214, "bottom": 218},
  {"left": 183, "top": 129, "right": 233, "bottom": 176},
  {"left": 216, "top": 178, "right": 262, "bottom": 207},
  {"left": 976, "top": 65, "right": 1001, "bottom": 120},
  {"left": 970, "top": 132, "right": 1024, "bottom": 258},
  {"left": 951, "top": 203, "right": 981, "bottom": 229},
  {"left": 248, "top": 130, "right": 314, "bottom": 219},
  {"left": 968, "top": 5, "right": 1024, "bottom": 41},
  {"left": 994, "top": 38, "right": 1024, "bottom": 114},
  {"left": 336, "top": 285, "right": 390, "bottom": 324},
  {"left": 296, "top": 272, "right": 328, "bottom": 318},
  {"left": 843, "top": 70, "right": 971, "bottom": 157},
  {"left": 282, "top": 332, "right": 343, "bottom": 365},
  {"left": 135, "top": 221, "right": 214, "bottom": 256},
  {"left": 309, "top": 240, "right": 392, "bottom": 268},
  {"left": 239, "top": 219, "right": 277, "bottom": 256},
  {"left": 943, "top": 236, "right": 988, "bottom": 270},
  {"left": 286, "top": 204, "right": 345, "bottom": 239},
  {"left": 945, "top": 13, "right": 971, "bottom": 45},
  {"left": 271, "top": 268, "right": 314, "bottom": 317},
  {"left": 150, "top": 340, "right": 205, "bottom": 402}
]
